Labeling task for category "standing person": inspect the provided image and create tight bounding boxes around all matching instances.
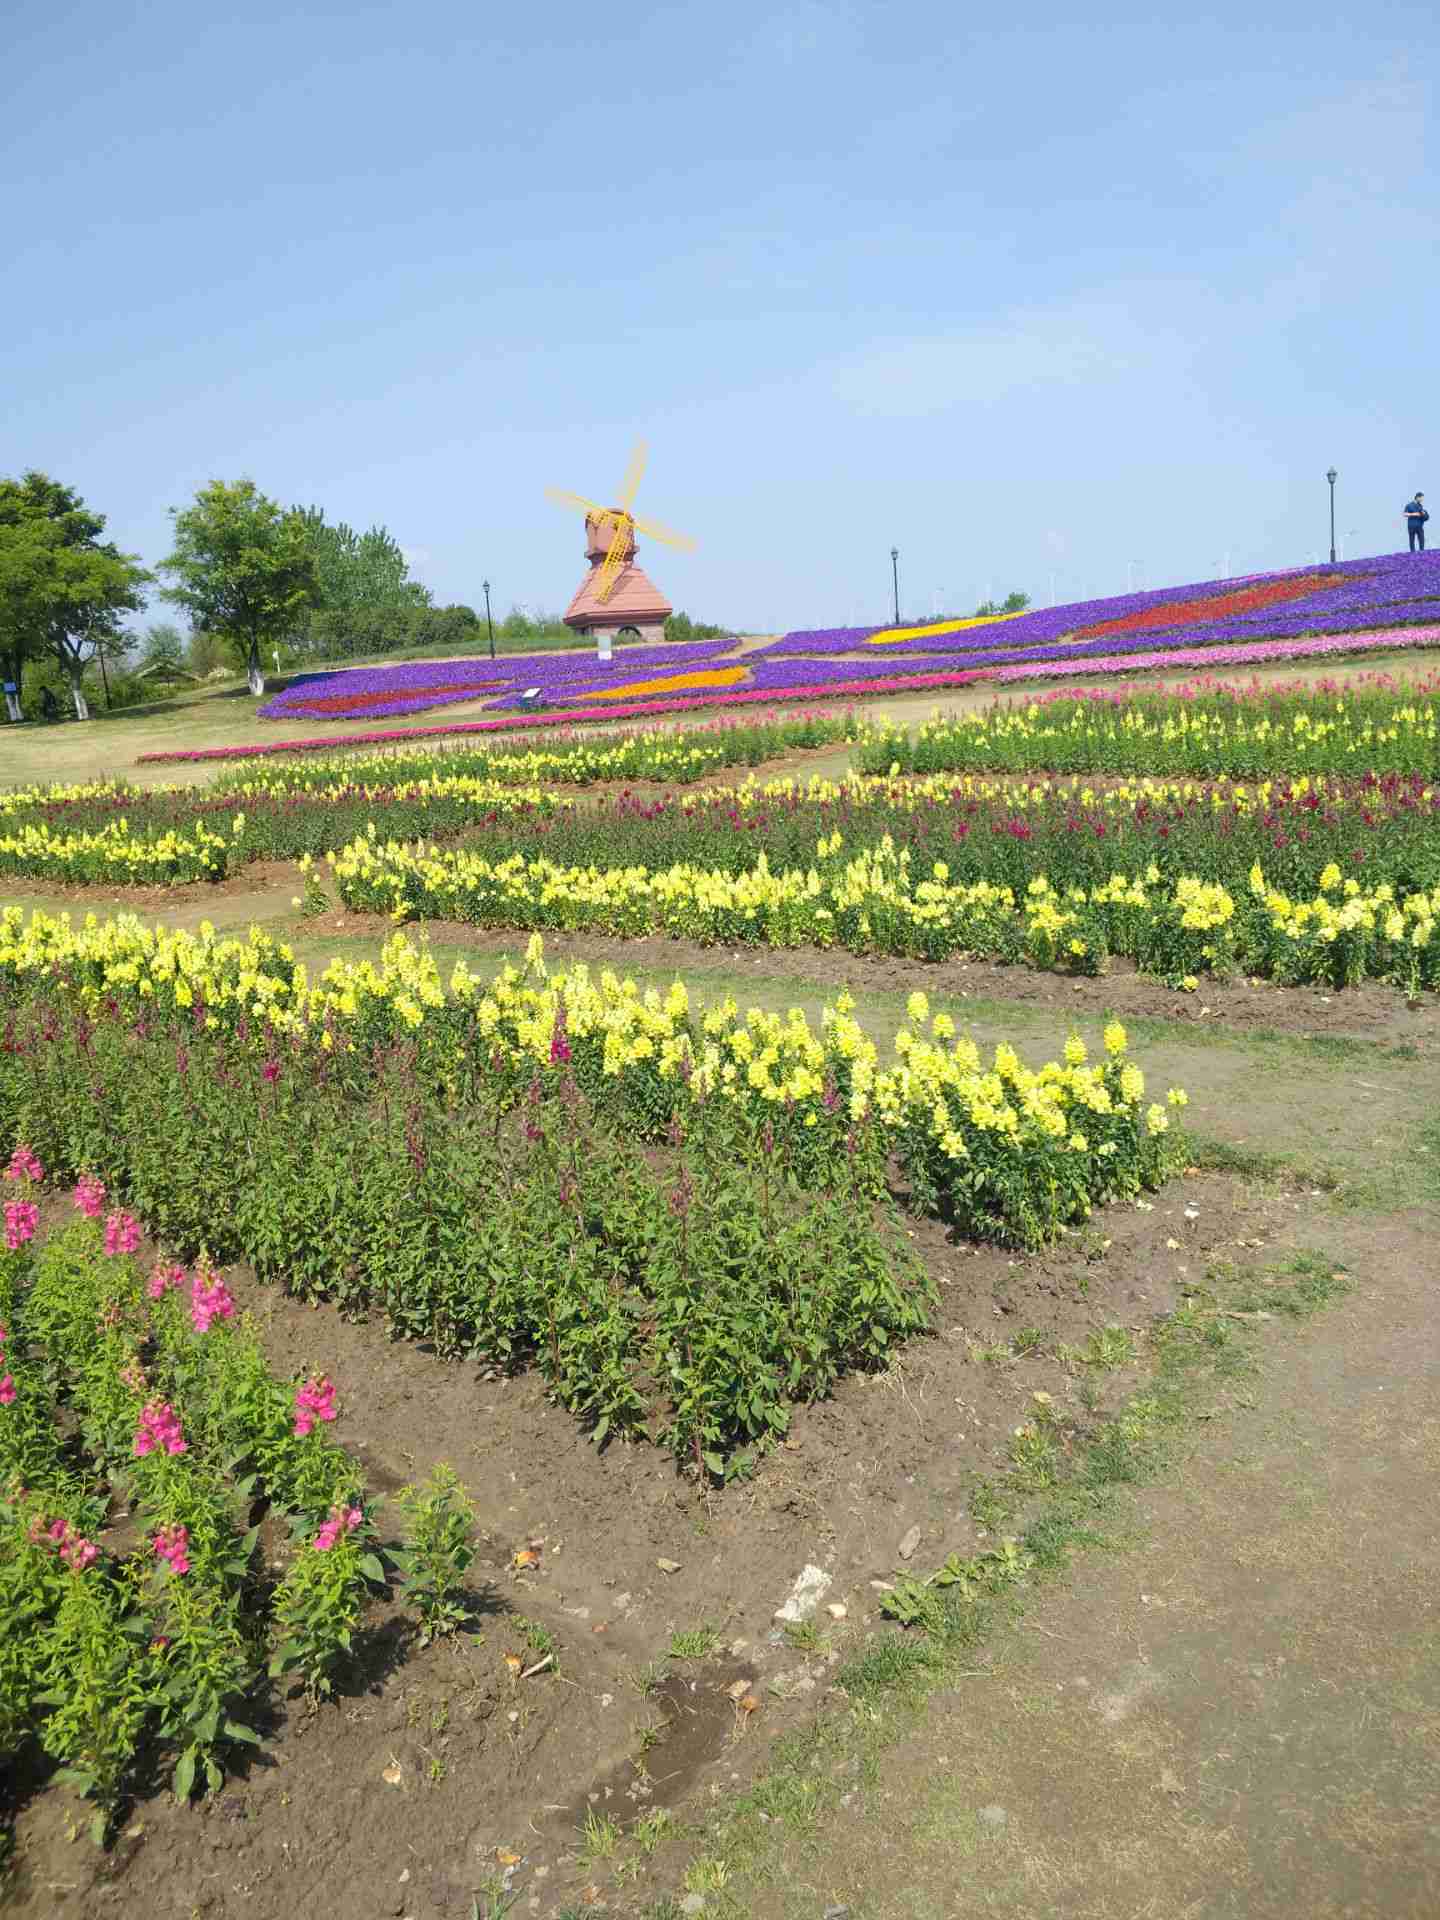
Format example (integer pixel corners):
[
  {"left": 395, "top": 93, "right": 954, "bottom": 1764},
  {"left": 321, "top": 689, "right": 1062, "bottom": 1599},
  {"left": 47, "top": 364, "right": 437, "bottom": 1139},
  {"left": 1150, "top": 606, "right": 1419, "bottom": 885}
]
[{"left": 1404, "top": 492, "right": 1428, "bottom": 551}]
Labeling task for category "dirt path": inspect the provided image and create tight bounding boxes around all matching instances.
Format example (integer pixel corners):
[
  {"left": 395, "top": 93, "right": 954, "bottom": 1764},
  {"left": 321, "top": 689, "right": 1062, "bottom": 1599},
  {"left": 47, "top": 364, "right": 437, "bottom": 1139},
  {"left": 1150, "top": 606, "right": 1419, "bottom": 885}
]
[{"left": 737, "top": 1211, "right": 1440, "bottom": 1920}]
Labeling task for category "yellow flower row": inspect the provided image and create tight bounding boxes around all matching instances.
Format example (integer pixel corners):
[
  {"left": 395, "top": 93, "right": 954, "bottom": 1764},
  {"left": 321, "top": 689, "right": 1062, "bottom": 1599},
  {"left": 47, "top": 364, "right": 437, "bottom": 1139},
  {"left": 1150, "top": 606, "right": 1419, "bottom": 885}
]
[
  {"left": 321, "top": 832, "right": 1440, "bottom": 989},
  {"left": 0, "top": 909, "right": 1184, "bottom": 1209}
]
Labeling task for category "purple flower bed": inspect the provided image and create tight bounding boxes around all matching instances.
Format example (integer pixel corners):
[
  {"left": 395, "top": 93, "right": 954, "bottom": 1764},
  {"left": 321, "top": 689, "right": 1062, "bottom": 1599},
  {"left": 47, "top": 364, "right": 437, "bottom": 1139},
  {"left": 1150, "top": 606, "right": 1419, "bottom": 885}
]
[
  {"left": 259, "top": 640, "right": 736, "bottom": 723},
  {"left": 763, "top": 551, "right": 1440, "bottom": 659},
  {"left": 254, "top": 553, "right": 1440, "bottom": 727}
]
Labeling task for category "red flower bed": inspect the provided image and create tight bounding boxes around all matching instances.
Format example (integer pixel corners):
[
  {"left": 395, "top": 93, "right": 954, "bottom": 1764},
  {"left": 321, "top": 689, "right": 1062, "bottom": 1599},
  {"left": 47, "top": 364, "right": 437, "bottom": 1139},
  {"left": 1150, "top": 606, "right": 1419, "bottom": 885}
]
[
  {"left": 286, "top": 681, "right": 507, "bottom": 717},
  {"left": 1078, "top": 573, "right": 1345, "bottom": 640}
]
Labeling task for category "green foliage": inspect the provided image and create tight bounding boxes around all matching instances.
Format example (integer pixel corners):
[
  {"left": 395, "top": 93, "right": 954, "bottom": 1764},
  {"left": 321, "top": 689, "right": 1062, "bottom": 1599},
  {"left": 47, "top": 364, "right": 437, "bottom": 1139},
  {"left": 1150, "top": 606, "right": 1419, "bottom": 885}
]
[
  {"left": 664, "top": 610, "right": 731, "bottom": 642},
  {"left": 268, "top": 1516, "right": 378, "bottom": 1700},
  {"left": 295, "top": 507, "right": 430, "bottom": 618},
  {"left": 137, "top": 621, "right": 188, "bottom": 678},
  {"left": 0, "top": 470, "right": 150, "bottom": 718},
  {"left": 0, "top": 1007, "right": 933, "bottom": 1471},
  {"left": 158, "top": 479, "right": 320, "bottom": 693},
  {"left": 390, "top": 1464, "right": 477, "bottom": 1645}
]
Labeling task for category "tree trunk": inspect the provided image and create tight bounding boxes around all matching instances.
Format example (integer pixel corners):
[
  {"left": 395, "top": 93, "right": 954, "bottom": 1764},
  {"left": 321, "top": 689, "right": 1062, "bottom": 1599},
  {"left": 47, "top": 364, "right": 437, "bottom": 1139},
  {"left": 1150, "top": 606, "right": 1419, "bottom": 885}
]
[
  {"left": 68, "top": 665, "right": 90, "bottom": 722},
  {"left": 247, "top": 638, "right": 264, "bottom": 698}
]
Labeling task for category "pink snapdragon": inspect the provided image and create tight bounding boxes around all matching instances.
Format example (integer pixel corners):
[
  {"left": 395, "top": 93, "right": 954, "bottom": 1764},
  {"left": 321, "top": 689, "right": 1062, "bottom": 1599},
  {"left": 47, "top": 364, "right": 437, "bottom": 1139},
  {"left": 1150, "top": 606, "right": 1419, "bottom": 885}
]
[
  {"left": 4, "top": 1145, "right": 43, "bottom": 1183},
  {"left": 147, "top": 1260, "right": 186, "bottom": 1301},
  {"left": 103, "top": 1211, "right": 142, "bottom": 1256},
  {"left": 312, "top": 1504, "right": 362, "bottom": 1552},
  {"left": 73, "top": 1174, "right": 107, "bottom": 1218},
  {"left": 190, "top": 1269, "right": 236, "bottom": 1334},
  {"left": 4, "top": 1200, "right": 38, "bottom": 1250},
  {"left": 293, "top": 1374, "right": 337, "bottom": 1437},
  {"left": 152, "top": 1524, "right": 191, "bottom": 1576},
  {"left": 31, "top": 1515, "right": 99, "bottom": 1571},
  {"left": 133, "top": 1398, "right": 186, "bottom": 1458}
]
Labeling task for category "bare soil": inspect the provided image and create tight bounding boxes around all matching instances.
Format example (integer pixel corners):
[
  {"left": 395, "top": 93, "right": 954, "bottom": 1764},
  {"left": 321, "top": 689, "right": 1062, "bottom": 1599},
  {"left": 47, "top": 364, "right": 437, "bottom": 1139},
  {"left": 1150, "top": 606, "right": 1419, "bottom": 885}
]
[
  {"left": 5, "top": 1171, "right": 1288, "bottom": 1917},
  {"left": 734, "top": 1207, "right": 1440, "bottom": 1920}
]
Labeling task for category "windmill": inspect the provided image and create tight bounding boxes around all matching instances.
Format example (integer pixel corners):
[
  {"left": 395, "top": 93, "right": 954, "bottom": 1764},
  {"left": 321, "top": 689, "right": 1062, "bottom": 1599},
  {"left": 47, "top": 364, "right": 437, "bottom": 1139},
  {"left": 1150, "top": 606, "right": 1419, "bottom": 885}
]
[{"left": 547, "top": 442, "right": 697, "bottom": 658}]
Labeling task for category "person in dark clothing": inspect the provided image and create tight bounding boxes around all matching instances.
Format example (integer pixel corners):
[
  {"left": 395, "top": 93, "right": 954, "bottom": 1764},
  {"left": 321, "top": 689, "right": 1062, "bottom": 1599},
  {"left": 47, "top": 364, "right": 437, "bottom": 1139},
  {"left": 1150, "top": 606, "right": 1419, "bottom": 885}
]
[{"left": 1405, "top": 493, "right": 1428, "bottom": 551}]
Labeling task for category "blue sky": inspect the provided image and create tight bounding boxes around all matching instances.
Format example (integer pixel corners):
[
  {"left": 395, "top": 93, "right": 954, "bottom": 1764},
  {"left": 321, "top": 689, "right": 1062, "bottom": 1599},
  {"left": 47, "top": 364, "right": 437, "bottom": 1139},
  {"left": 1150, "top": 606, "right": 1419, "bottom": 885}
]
[{"left": 4, "top": 1, "right": 1435, "bottom": 633}]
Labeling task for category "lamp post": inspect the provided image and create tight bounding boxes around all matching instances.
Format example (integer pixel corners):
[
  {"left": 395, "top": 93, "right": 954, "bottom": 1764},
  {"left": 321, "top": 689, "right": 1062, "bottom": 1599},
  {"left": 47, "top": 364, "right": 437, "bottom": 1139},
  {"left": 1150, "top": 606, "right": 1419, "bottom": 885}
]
[
  {"left": 1326, "top": 468, "right": 1337, "bottom": 565},
  {"left": 890, "top": 547, "right": 900, "bottom": 625},
  {"left": 482, "top": 579, "right": 495, "bottom": 661}
]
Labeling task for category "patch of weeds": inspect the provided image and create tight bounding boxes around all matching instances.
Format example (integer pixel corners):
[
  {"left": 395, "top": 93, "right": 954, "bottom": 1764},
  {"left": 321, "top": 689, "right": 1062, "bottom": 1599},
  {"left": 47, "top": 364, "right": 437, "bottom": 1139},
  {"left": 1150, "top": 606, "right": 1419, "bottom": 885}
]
[
  {"left": 1022, "top": 1497, "right": 1112, "bottom": 1572},
  {"left": 781, "top": 1620, "right": 826, "bottom": 1653},
  {"left": 469, "top": 1880, "right": 520, "bottom": 1919},
  {"left": 631, "top": 1808, "right": 674, "bottom": 1854},
  {"left": 631, "top": 1658, "right": 669, "bottom": 1696},
  {"left": 667, "top": 1625, "right": 721, "bottom": 1660},
  {"left": 1186, "top": 1134, "right": 1341, "bottom": 1190},
  {"left": 1083, "top": 1325, "right": 1136, "bottom": 1369},
  {"left": 835, "top": 1635, "right": 941, "bottom": 1702},
  {"left": 683, "top": 1856, "right": 731, "bottom": 1894},
  {"left": 1007, "top": 1421, "right": 1060, "bottom": 1490},
  {"left": 580, "top": 1807, "right": 622, "bottom": 1861},
  {"left": 969, "top": 1477, "right": 1014, "bottom": 1531},
  {"left": 1231, "top": 1250, "right": 1351, "bottom": 1317},
  {"left": 513, "top": 1615, "right": 555, "bottom": 1661},
  {"left": 1012, "top": 1325, "right": 1046, "bottom": 1356}
]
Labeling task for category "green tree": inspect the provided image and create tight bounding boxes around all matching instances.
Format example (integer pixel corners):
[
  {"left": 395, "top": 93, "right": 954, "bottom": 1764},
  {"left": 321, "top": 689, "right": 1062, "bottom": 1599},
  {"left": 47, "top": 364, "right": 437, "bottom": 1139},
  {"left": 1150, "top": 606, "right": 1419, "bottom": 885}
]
[
  {"left": 664, "top": 610, "right": 730, "bottom": 642},
  {"left": 138, "top": 620, "right": 187, "bottom": 677},
  {"left": 159, "top": 480, "right": 319, "bottom": 696},
  {"left": 297, "top": 508, "right": 431, "bottom": 616},
  {"left": 0, "top": 472, "right": 150, "bottom": 720}
]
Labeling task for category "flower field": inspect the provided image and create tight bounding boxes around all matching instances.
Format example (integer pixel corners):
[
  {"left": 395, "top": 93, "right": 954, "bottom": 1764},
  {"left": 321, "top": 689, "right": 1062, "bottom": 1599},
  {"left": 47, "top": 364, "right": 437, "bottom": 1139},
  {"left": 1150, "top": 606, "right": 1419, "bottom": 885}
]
[
  {"left": 0, "top": 1170, "right": 458, "bottom": 1840},
  {"left": 232, "top": 553, "right": 1440, "bottom": 733},
  {"left": 0, "top": 714, "right": 856, "bottom": 883},
  {"left": 856, "top": 677, "right": 1440, "bottom": 780},
  {"left": 6, "top": 618, "right": 1440, "bottom": 1899},
  {"left": 329, "top": 828, "right": 1439, "bottom": 993},
  {"left": 765, "top": 551, "right": 1440, "bottom": 661}
]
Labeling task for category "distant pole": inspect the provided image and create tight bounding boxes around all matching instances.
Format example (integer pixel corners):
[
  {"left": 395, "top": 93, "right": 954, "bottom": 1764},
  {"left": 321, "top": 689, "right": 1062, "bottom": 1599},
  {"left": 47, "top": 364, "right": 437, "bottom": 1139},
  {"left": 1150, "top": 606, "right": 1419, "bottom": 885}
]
[
  {"left": 1326, "top": 468, "right": 1338, "bottom": 564},
  {"left": 97, "top": 644, "right": 112, "bottom": 710},
  {"left": 890, "top": 547, "right": 900, "bottom": 625},
  {"left": 482, "top": 578, "right": 495, "bottom": 660}
]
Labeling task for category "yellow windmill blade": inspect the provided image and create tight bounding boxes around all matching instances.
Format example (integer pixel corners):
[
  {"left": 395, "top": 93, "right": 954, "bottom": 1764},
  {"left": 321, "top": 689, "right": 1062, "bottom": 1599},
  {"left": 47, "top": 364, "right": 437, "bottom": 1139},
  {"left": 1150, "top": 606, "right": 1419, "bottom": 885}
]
[
  {"left": 595, "top": 517, "right": 632, "bottom": 602},
  {"left": 616, "top": 440, "right": 648, "bottom": 515},
  {"left": 629, "top": 511, "right": 698, "bottom": 551},
  {"left": 545, "top": 485, "right": 608, "bottom": 518}
]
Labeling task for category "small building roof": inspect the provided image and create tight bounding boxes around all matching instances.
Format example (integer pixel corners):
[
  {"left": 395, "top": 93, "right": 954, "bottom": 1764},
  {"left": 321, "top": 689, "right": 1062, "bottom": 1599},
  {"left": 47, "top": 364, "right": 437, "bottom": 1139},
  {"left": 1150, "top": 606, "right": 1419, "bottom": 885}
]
[{"left": 564, "top": 561, "right": 673, "bottom": 629}]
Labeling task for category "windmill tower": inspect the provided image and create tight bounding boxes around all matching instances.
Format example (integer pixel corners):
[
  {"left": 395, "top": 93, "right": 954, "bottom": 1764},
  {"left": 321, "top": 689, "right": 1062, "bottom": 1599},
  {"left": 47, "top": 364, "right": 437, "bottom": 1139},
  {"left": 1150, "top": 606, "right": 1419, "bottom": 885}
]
[{"left": 547, "top": 443, "right": 696, "bottom": 658}]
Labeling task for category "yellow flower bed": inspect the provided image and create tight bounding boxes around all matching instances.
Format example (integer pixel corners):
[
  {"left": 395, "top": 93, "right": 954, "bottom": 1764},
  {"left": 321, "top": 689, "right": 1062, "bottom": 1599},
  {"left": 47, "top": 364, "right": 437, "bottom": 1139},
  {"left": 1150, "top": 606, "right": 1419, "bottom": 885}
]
[
  {"left": 863, "top": 611, "right": 1028, "bottom": 646},
  {"left": 577, "top": 666, "right": 751, "bottom": 701},
  {"left": 0, "top": 908, "right": 1187, "bottom": 1243}
]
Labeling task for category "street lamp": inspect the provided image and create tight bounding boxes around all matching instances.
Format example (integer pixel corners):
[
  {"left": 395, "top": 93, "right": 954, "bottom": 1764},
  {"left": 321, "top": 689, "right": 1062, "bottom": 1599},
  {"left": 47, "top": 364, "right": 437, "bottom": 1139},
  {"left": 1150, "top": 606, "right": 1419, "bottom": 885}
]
[
  {"left": 890, "top": 547, "right": 900, "bottom": 625},
  {"left": 482, "top": 579, "right": 495, "bottom": 661},
  {"left": 1326, "top": 468, "right": 1337, "bottom": 565}
]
